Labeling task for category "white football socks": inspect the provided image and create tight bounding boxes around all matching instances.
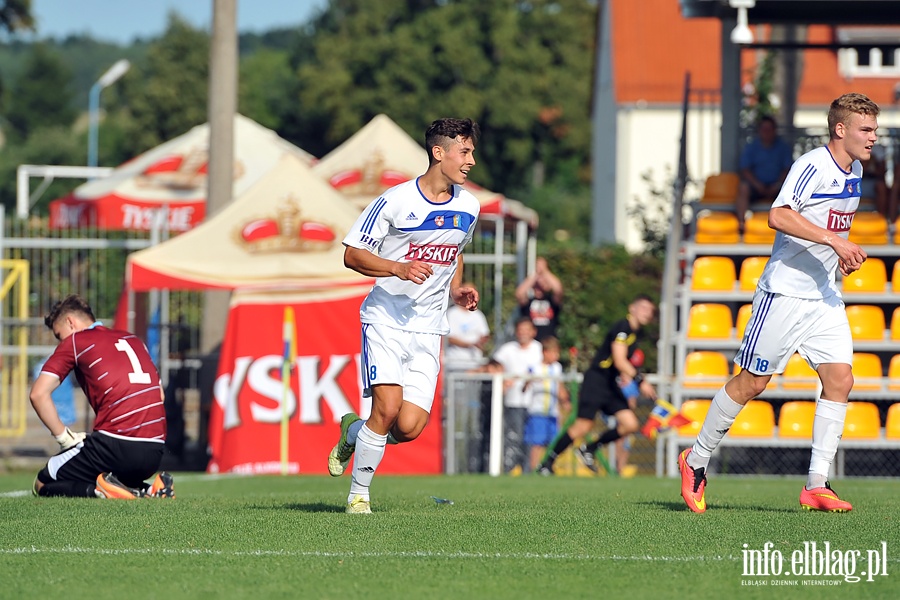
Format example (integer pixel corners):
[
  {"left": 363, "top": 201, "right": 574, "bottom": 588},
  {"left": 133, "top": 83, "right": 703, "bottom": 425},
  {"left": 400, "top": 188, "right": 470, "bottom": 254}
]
[
  {"left": 689, "top": 386, "right": 745, "bottom": 470},
  {"left": 348, "top": 424, "right": 387, "bottom": 502},
  {"left": 807, "top": 398, "right": 847, "bottom": 490}
]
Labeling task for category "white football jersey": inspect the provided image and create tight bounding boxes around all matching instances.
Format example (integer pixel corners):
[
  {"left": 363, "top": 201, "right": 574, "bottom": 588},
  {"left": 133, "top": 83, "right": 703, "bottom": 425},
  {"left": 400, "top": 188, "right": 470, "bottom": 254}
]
[
  {"left": 343, "top": 178, "right": 480, "bottom": 334},
  {"left": 757, "top": 146, "right": 862, "bottom": 299}
]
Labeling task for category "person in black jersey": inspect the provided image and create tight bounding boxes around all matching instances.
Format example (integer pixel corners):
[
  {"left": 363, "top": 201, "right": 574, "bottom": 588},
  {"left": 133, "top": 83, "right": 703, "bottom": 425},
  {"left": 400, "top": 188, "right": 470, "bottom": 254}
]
[{"left": 537, "top": 295, "right": 657, "bottom": 475}]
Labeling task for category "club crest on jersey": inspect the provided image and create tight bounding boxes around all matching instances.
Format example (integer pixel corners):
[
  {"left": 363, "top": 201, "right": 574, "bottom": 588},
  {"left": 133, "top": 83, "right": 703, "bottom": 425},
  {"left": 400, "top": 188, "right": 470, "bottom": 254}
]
[
  {"left": 405, "top": 243, "right": 459, "bottom": 265},
  {"left": 434, "top": 215, "right": 445, "bottom": 227},
  {"left": 453, "top": 214, "right": 460, "bottom": 228},
  {"left": 827, "top": 208, "right": 855, "bottom": 232}
]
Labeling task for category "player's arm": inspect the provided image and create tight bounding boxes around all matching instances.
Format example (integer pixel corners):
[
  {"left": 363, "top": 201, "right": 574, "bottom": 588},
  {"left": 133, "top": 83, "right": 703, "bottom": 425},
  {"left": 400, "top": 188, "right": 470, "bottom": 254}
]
[
  {"left": 30, "top": 373, "right": 66, "bottom": 437},
  {"left": 767, "top": 206, "right": 867, "bottom": 270},
  {"left": 450, "top": 255, "right": 478, "bottom": 310},
  {"left": 343, "top": 245, "right": 433, "bottom": 284},
  {"left": 611, "top": 339, "right": 636, "bottom": 383}
]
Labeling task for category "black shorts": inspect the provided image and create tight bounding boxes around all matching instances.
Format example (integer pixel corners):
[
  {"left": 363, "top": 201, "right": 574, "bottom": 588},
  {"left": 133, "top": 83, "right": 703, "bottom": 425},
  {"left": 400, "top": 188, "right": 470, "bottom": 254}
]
[
  {"left": 576, "top": 371, "right": 629, "bottom": 420},
  {"left": 37, "top": 432, "right": 164, "bottom": 489}
]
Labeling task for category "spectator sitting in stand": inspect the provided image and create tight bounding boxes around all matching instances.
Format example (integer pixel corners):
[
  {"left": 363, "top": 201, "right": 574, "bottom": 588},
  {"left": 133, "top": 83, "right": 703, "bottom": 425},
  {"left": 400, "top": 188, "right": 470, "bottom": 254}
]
[{"left": 735, "top": 115, "right": 794, "bottom": 232}]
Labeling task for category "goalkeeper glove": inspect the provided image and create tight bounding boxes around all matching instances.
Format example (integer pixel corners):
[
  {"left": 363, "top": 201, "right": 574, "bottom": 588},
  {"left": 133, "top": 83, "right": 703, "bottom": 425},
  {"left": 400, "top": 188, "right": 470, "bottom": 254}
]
[{"left": 54, "top": 427, "right": 86, "bottom": 450}]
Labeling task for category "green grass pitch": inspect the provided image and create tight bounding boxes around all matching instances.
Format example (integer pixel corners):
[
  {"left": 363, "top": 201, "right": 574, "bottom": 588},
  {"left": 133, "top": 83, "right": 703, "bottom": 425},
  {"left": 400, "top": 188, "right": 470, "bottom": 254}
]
[{"left": 1, "top": 473, "right": 897, "bottom": 598}]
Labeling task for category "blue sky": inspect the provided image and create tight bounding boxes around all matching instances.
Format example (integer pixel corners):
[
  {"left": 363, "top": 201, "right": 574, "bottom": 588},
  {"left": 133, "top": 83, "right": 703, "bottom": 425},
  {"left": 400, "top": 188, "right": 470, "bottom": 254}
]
[{"left": 26, "top": 0, "right": 328, "bottom": 44}]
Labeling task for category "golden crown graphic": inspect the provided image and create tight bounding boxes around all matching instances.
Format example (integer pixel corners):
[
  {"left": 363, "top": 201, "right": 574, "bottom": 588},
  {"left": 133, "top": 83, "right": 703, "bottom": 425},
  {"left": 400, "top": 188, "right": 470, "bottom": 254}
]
[{"left": 236, "top": 196, "right": 337, "bottom": 254}]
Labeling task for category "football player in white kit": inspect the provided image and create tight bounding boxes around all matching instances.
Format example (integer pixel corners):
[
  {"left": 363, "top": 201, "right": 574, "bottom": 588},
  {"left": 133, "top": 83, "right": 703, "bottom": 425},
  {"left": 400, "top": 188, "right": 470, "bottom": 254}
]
[
  {"left": 679, "top": 93, "right": 879, "bottom": 514},
  {"left": 328, "top": 118, "right": 481, "bottom": 513}
]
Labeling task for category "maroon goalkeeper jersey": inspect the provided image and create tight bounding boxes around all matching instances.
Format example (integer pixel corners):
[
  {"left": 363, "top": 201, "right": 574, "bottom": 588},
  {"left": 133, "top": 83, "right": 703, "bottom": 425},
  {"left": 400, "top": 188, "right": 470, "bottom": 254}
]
[{"left": 41, "top": 324, "right": 165, "bottom": 441}]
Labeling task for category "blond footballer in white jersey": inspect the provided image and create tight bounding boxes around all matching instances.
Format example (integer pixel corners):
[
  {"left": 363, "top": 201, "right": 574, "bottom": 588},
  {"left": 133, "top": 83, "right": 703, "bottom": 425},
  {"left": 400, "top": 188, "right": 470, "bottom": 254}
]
[
  {"left": 328, "top": 118, "right": 481, "bottom": 514},
  {"left": 679, "top": 94, "right": 878, "bottom": 515}
]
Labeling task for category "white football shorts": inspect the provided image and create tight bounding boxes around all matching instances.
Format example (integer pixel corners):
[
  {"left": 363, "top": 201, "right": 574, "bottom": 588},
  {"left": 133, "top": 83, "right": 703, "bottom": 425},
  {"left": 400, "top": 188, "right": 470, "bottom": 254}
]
[
  {"left": 734, "top": 290, "right": 852, "bottom": 375},
  {"left": 360, "top": 323, "right": 441, "bottom": 412}
]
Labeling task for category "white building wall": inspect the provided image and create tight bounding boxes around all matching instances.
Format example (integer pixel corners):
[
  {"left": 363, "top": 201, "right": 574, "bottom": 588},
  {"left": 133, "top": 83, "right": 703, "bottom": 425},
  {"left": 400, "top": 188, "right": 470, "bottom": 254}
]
[{"left": 615, "top": 105, "right": 723, "bottom": 251}]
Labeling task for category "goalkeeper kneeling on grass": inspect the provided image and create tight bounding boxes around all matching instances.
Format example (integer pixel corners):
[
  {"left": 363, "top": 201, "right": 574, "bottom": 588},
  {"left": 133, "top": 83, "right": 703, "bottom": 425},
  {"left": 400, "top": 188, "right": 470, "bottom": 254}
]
[
  {"left": 537, "top": 295, "right": 657, "bottom": 475},
  {"left": 30, "top": 294, "right": 174, "bottom": 500}
]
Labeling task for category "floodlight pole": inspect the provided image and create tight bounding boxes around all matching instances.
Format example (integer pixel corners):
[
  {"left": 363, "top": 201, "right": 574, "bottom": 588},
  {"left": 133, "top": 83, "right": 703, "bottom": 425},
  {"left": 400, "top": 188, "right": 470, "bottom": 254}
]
[{"left": 87, "top": 59, "right": 131, "bottom": 169}]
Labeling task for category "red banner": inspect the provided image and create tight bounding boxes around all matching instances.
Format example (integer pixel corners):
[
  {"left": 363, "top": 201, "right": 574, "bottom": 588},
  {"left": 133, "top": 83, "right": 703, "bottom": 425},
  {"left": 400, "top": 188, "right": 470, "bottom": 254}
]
[
  {"left": 49, "top": 193, "right": 205, "bottom": 231},
  {"left": 208, "top": 291, "right": 443, "bottom": 474}
]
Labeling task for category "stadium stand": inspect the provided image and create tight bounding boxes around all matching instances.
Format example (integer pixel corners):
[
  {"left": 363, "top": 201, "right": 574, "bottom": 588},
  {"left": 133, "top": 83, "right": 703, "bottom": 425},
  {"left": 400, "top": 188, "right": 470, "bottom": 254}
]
[
  {"left": 778, "top": 401, "right": 815, "bottom": 439},
  {"left": 687, "top": 303, "right": 732, "bottom": 339},
  {"left": 843, "top": 402, "right": 881, "bottom": 440},
  {"left": 886, "top": 404, "right": 900, "bottom": 439},
  {"left": 889, "top": 355, "right": 900, "bottom": 391},
  {"left": 851, "top": 353, "right": 883, "bottom": 391},
  {"left": 695, "top": 212, "right": 740, "bottom": 244},
  {"left": 742, "top": 212, "right": 776, "bottom": 244},
  {"left": 782, "top": 353, "right": 818, "bottom": 390},
  {"left": 846, "top": 305, "right": 886, "bottom": 341},
  {"left": 843, "top": 257, "right": 887, "bottom": 293},
  {"left": 735, "top": 303, "right": 752, "bottom": 339},
  {"left": 848, "top": 212, "right": 889, "bottom": 245},
  {"left": 684, "top": 351, "right": 730, "bottom": 389},
  {"left": 690, "top": 256, "right": 736, "bottom": 291},
  {"left": 738, "top": 256, "right": 768, "bottom": 291},
  {"left": 699, "top": 172, "right": 739, "bottom": 207},
  {"left": 730, "top": 400, "right": 776, "bottom": 437}
]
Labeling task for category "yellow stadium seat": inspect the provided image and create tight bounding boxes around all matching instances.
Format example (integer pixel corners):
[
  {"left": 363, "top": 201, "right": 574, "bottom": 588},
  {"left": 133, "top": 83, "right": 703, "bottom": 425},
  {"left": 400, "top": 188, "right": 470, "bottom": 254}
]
[
  {"left": 738, "top": 256, "right": 768, "bottom": 291},
  {"left": 677, "top": 400, "right": 711, "bottom": 437},
  {"left": 730, "top": 400, "right": 775, "bottom": 437},
  {"left": 848, "top": 212, "right": 888, "bottom": 245},
  {"left": 687, "top": 303, "right": 732, "bottom": 339},
  {"left": 695, "top": 211, "right": 740, "bottom": 244},
  {"left": 684, "top": 351, "right": 730, "bottom": 388},
  {"left": 886, "top": 404, "right": 900, "bottom": 439},
  {"left": 735, "top": 304, "right": 752, "bottom": 339},
  {"left": 895, "top": 217, "right": 900, "bottom": 244},
  {"left": 782, "top": 353, "right": 818, "bottom": 390},
  {"left": 852, "top": 352, "right": 882, "bottom": 391},
  {"left": 843, "top": 257, "right": 887, "bottom": 293},
  {"left": 843, "top": 401, "right": 880, "bottom": 439},
  {"left": 778, "top": 401, "right": 816, "bottom": 439},
  {"left": 889, "top": 309, "right": 900, "bottom": 342},
  {"left": 690, "top": 256, "right": 736, "bottom": 291},
  {"left": 892, "top": 261, "right": 900, "bottom": 293},
  {"left": 889, "top": 355, "right": 900, "bottom": 391},
  {"left": 846, "top": 305, "right": 885, "bottom": 342},
  {"left": 743, "top": 211, "right": 775, "bottom": 244},
  {"left": 700, "top": 173, "right": 739, "bottom": 205}
]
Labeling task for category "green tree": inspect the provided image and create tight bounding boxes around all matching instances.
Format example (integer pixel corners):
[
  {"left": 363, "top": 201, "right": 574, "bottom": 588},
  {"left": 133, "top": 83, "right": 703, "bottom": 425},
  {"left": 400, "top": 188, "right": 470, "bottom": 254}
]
[
  {"left": 0, "top": 125, "right": 82, "bottom": 212},
  {"left": 115, "top": 13, "right": 209, "bottom": 158},
  {"left": 238, "top": 49, "right": 295, "bottom": 130},
  {"left": 0, "top": 0, "right": 33, "bottom": 33},
  {"left": 4, "top": 43, "right": 76, "bottom": 142},
  {"left": 292, "top": 0, "right": 595, "bottom": 192}
]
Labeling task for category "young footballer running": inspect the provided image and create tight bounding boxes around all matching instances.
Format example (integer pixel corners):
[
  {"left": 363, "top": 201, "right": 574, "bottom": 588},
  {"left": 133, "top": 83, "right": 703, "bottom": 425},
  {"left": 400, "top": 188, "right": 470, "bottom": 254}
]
[
  {"left": 680, "top": 93, "right": 878, "bottom": 514},
  {"left": 328, "top": 118, "right": 481, "bottom": 514}
]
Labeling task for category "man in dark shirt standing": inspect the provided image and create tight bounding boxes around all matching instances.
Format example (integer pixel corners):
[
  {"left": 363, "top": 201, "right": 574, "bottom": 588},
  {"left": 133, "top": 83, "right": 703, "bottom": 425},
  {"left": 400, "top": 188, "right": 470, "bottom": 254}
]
[
  {"left": 515, "top": 257, "right": 563, "bottom": 340},
  {"left": 537, "top": 295, "right": 657, "bottom": 474},
  {"left": 30, "top": 294, "right": 174, "bottom": 499}
]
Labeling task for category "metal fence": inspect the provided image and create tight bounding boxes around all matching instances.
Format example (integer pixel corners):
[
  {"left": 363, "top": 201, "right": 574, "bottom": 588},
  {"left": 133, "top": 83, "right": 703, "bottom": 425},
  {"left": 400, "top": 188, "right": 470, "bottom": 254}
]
[{"left": 442, "top": 370, "right": 659, "bottom": 477}]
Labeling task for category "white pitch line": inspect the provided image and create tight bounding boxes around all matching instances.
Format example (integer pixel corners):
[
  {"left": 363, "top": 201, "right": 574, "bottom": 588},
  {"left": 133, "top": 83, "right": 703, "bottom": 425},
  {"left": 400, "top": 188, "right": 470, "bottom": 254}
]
[
  {"left": 0, "top": 546, "right": 742, "bottom": 562},
  {"left": 7, "top": 546, "right": 898, "bottom": 564}
]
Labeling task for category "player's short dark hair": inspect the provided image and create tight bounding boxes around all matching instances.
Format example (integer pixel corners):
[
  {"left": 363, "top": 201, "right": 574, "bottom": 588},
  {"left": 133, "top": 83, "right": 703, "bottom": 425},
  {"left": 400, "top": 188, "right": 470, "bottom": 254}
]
[
  {"left": 631, "top": 293, "right": 655, "bottom": 305},
  {"left": 425, "top": 118, "right": 480, "bottom": 164},
  {"left": 44, "top": 294, "right": 95, "bottom": 330},
  {"left": 758, "top": 115, "right": 777, "bottom": 129}
]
